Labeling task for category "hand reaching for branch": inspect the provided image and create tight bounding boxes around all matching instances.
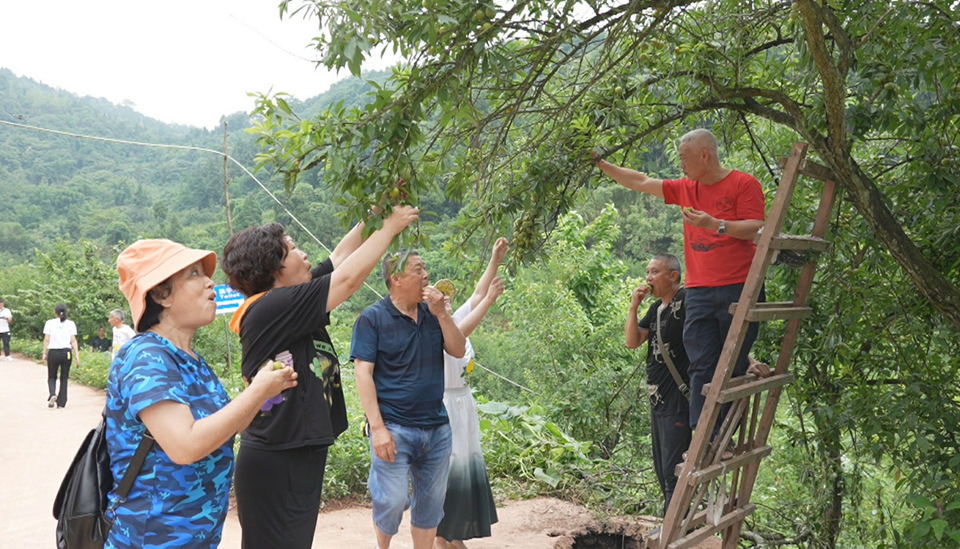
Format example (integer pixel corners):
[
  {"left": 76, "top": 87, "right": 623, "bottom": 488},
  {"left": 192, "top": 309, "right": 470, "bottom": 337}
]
[{"left": 491, "top": 237, "right": 508, "bottom": 265}]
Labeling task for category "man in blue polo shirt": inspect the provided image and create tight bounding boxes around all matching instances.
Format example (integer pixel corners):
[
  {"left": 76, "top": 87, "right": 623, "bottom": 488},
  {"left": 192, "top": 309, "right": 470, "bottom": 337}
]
[{"left": 351, "top": 250, "right": 466, "bottom": 549}]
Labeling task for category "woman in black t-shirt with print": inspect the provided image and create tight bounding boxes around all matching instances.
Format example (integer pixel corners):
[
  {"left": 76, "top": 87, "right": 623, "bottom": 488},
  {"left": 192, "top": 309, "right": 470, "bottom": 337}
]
[{"left": 221, "top": 206, "right": 417, "bottom": 549}]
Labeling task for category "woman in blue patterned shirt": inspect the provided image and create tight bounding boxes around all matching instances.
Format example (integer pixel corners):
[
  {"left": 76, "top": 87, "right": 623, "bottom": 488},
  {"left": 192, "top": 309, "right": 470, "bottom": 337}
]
[{"left": 105, "top": 239, "right": 298, "bottom": 549}]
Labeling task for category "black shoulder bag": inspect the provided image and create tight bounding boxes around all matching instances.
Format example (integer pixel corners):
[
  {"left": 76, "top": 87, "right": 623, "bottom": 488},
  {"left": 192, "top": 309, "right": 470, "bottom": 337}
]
[
  {"left": 656, "top": 306, "right": 691, "bottom": 401},
  {"left": 53, "top": 413, "right": 154, "bottom": 549}
]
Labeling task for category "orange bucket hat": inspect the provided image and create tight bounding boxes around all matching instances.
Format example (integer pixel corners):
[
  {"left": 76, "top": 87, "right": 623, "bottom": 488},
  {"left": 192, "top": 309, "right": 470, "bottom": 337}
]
[{"left": 117, "top": 239, "right": 217, "bottom": 331}]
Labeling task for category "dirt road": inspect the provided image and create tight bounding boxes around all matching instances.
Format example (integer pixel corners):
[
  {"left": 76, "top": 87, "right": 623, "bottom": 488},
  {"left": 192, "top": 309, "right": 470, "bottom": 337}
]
[{"left": 0, "top": 355, "right": 718, "bottom": 549}]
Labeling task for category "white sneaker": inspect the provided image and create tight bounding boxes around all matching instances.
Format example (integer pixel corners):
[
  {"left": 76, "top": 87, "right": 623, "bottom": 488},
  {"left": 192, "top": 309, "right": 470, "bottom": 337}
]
[
  {"left": 48, "top": 395, "right": 57, "bottom": 408},
  {"left": 5, "top": 356, "right": 12, "bottom": 361}
]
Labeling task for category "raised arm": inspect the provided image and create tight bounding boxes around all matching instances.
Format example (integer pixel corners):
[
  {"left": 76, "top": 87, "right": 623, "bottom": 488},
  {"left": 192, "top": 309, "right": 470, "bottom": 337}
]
[
  {"left": 326, "top": 206, "right": 419, "bottom": 312},
  {"left": 469, "top": 237, "right": 508, "bottom": 309},
  {"left": 625, "top": 284, "right": 651, "bottom": 349},
  {"left": 458, "top": 277, "right": 504, "bottom": 338},
  {"left": 139, "top": 365, "right": 297, "bottom": 465},
  {"left": 327, "top": 221, "right": 366, "bottom": 269},
  {"left": 594, "top": 154, "right": 665, "bottom": 199},
  {"left": 330, "top": 186, "right": 403, "bottom": 268}
]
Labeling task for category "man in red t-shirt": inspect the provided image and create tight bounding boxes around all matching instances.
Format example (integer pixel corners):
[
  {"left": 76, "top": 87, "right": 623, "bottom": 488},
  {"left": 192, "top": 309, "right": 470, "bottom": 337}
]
[{"left": 595, "top": 129, "right": 766, "bottom": 436}]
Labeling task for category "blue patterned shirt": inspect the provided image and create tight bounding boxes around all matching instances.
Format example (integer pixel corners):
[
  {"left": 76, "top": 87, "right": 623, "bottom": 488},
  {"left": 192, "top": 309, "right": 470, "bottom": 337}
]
[{"left": 104, "top": 332, "right": 233, "bottom": 549}]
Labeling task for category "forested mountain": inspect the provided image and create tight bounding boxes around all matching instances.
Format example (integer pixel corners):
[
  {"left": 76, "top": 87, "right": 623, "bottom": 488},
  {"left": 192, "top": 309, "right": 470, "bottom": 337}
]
[
  {"left": 4, "top": 27, "right": 957, "bottom": 545},
  {"left": 0, "top": 68, "right": 392, "bottom": 262}
]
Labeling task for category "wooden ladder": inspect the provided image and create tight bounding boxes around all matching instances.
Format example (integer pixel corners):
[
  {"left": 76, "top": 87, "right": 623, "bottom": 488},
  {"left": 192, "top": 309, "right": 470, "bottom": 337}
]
[{"left": 653, "top": 142, "right": 837, "bottom": 549}]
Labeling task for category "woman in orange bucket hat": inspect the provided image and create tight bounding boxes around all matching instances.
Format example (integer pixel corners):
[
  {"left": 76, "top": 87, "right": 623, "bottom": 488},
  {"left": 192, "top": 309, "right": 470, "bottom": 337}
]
[{"left": 103, "top": 239, "right": 298, "bottom": 549}]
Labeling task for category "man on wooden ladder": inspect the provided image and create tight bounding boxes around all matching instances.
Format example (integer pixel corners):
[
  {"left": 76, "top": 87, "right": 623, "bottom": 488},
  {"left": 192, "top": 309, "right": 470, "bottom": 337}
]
[{"left": 597, "top": 129, "right": 765, "bottom": 440}]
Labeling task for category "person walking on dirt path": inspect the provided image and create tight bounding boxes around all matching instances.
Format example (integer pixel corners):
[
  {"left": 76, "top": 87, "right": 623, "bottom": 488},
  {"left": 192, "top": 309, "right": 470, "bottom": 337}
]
[
  {"left": 595, "top": 128, "right": 766, "bottom": 437},
  {"left": 43, "top": 303, "right": 79, "bottom": 408},
  {"left": 351, "top": 250, "right": 467, "bottom": 549},
  {"left": 435, "top": 238, "right": 507, "bottom": 549},
  {"left": 0, "top": 298, "right": 12, "bottom": 361}
]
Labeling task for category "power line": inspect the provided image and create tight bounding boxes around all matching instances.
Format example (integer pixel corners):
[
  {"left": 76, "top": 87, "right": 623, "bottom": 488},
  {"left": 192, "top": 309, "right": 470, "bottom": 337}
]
[
  {"left": 0, "top": 118, "right": 537, "bottom": 394},
  {"left": 0, "top": 118, "right": 378, "bottom": 298}
]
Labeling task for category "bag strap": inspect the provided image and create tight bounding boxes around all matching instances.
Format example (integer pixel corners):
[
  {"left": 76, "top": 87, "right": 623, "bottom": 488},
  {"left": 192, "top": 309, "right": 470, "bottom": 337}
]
[
  {"left": 116, "top": 431, "right": 154, "bottom": 500},
  {"left": 656, "top": 307, "right": 690, "bottom": 401}
]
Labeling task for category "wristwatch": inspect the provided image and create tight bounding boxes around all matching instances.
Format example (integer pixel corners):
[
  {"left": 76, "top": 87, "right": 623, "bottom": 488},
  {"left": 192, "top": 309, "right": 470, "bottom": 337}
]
[{"left": 717, "top": 220, "right": 727, "bottom": 235}]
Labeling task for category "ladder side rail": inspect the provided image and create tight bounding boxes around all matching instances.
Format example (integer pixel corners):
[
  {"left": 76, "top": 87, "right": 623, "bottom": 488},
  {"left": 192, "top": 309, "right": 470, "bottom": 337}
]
[
  {"left": 727, "top": 393, "right": 765, "bottom": 513},
  {"left": 660, "top": 142, "right": 811, "bottom": 545},
  {"left": 668, "top": 504, "right": 757, "bottom": 549},
  {"left": 722, "top": 178, "right": 838, "bottom": 548}
]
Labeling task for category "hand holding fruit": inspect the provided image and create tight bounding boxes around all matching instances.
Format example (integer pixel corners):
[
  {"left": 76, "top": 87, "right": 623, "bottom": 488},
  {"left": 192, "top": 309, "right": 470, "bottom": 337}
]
[
  {"left": 631, "top": 284, "right": 650, "bottom": 308},
  {"left": 423, "top": 285, "right": 447, "bottom": 316},
  {"left": 251, "top": 360, "right": 298, "bottom": 400},
  {"left": 382, "top": 204, "right": 420, "bottom": 235},
  {"left": 680, "top": 206, "right": 714, "bottom": 229}
]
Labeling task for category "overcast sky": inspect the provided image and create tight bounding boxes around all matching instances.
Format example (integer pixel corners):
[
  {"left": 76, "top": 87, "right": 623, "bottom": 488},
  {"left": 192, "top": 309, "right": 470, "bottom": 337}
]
[{"left": 0, "top": 0, "right": 397, "bottom": 128}]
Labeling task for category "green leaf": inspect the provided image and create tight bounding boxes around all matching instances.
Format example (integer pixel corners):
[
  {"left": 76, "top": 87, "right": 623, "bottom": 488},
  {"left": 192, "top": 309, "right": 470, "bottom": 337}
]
[
  {"left": 930, "top": 519, "right": 948, "bottom": 540},
  {"left": 533, "top": 467, "right": 560, "bottom": 488},
  {"left": 906, "top": 495, "right": 934, "bottom": 510},
  {"left": 478, "top": 401, "right": 509, "bottom": 415}
]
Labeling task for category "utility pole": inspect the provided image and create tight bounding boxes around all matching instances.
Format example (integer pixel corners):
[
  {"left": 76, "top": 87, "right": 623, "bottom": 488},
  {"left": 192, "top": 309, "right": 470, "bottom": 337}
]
[{"left": 223, "top": 122, "right": 234, "bottom": 237}]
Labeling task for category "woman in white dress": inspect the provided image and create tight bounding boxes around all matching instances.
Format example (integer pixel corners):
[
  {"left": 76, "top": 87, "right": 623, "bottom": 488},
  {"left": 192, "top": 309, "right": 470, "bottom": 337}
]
[{"left": 435, "top": 238, "right": 507, "bottom": 549}]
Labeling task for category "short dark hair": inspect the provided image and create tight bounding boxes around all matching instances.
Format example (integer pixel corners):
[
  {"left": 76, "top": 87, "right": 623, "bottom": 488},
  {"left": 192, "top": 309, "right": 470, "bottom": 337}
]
[
  {"left": 381, "top": 250, "right": 419, "bottom": 289},
  {"left": 221, "top": 223, "right": 289, "bottom": 297},
  {"left": 652, "top": 253, "right": 682, "bottom": 281},
  {"left": 137, "top": 278, "right": 174, "bottom": 332}
]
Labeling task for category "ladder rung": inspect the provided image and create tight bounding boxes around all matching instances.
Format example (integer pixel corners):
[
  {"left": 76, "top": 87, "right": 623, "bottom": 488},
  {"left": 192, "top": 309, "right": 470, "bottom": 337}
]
[
  {"left": 778, "top": 156, "right": 835, "bottom": 181},
  {"left": 685, "top": 445, "right": 773, "bottom": 486},
  {"left": 768, "top": 235, "right": 830, "bottom": 252},
  {"left": 718, "top": 374, "right": 795, "bottom": 404},
  {"left": 666, "top": 503, "right": 757, "bottom": 549},
  {"left": 729, "top": 302, "right": 812, "bottom": 321},
  {"left": 702, "top": 373, "right": 758, "bottom": 396}
]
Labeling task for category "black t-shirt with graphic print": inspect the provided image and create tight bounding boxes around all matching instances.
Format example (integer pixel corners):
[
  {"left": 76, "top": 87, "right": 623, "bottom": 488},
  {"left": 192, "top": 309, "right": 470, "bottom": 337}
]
[
  {"left": 237, "top": 258, "right": 348, "bottom": 450},
  {"left": 638, "top": 287, "right": 690, "bottom": 417}
]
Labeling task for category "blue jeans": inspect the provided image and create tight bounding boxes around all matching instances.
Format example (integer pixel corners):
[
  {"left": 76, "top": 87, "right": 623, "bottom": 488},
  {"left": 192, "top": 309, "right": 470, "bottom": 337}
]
[
  {"left": 369, "top": 422, "right": 453, "bottom": 535},
  {"left": 683, "top": 283, "right": 764, "bottom": 433}
]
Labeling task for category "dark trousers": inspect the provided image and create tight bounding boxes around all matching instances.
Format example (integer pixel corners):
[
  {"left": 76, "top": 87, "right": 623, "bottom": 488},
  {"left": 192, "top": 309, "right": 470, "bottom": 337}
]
[
  {"left": 0, "top": 332, "right": 9, "bottom": 356},
  {"left": 235, "top": 444, "right": 329, "bottom": 549},
  {"left": 651, "top": 410, "right": 692, "bottom": 514},
  {"left": 683, "top": 283, "right": 764, "bottom": 433},
  {"left": 47, "top": 348, "right": 72, "bottom": 408}
]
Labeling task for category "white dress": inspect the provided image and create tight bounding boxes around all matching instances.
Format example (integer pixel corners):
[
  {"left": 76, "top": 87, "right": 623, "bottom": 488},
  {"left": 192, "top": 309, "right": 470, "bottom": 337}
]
[{"left": 437, "top": 301, "right": 498, "bottom": 541}]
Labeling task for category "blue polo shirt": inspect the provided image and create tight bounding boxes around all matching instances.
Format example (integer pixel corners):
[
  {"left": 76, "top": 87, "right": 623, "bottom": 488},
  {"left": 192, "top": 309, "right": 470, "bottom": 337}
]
[{"left": 350, "top": 296, "right": 448, "bottom": 427}]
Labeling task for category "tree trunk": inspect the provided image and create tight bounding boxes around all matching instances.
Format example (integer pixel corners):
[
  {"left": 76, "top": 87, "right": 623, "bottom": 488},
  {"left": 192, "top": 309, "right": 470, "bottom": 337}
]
[{"left": 813, "top": 141, "right": 960, "bottom": 331}]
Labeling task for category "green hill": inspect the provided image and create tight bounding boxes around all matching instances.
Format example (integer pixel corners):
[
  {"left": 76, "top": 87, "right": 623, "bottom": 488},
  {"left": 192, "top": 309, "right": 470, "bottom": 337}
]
[{"left": 0, "top": 68, "right": 389, "bottom": 262}]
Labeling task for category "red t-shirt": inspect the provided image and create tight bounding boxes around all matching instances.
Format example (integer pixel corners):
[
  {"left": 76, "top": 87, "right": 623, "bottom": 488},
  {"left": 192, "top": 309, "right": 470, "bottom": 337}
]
[{"left": 662, "top": 170, "right": 765, "bottom": 288}]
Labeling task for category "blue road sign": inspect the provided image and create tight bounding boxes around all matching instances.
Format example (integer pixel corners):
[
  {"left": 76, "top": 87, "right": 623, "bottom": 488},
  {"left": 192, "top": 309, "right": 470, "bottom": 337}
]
[{"left": 214, "top": 284, "right": 245, "bottom": 315}]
